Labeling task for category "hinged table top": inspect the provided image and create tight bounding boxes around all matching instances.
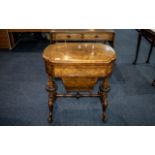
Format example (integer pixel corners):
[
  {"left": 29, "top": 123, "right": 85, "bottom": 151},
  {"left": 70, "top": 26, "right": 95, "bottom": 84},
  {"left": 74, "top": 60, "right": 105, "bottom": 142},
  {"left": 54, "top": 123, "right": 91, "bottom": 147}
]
[{"left": 43, "top": 43, "right": 116, "bottom": 64}]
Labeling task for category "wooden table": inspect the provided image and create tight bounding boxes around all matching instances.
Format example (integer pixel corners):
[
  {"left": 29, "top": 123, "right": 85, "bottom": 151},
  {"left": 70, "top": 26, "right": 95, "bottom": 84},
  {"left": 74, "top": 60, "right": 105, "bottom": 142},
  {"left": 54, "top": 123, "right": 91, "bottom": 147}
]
[{"left": 43, "top": 43, "right": 116, "bottom": 123}]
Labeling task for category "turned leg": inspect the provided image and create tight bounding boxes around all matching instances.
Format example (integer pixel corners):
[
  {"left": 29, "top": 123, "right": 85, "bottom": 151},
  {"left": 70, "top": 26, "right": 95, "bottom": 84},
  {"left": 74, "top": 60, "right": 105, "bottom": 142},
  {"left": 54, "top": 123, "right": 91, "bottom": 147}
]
[
  {"left": 99, "top": 77, "right": 110, "bottom": 121},
  {"left": 46, "top": 76, "right": 57, "bottom": 123}
]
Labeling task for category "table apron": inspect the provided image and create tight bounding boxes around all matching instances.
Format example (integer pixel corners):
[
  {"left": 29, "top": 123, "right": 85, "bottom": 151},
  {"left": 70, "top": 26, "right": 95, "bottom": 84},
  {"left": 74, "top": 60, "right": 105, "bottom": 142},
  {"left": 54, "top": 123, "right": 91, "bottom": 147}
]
[{"left": 52, "top": 64, "right": 113, "bottom": 77}]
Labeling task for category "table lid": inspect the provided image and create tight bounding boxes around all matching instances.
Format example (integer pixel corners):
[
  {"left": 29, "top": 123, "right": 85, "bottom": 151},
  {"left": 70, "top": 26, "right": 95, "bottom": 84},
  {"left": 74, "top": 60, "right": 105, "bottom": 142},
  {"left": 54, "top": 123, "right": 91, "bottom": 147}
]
[{"left": 43, "top": 43, "right": 116, "bottom": 64}]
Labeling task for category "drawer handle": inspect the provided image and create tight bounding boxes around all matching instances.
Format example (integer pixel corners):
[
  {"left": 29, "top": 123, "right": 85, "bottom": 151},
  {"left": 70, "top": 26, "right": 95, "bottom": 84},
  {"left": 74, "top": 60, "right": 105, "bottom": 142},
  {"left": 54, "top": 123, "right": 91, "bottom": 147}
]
[
  {"left": 95, "top": 35, "right": 99, "bottom": 38},
  {"left": 67, "top": 35, "right": 71, "bottom": 38}
]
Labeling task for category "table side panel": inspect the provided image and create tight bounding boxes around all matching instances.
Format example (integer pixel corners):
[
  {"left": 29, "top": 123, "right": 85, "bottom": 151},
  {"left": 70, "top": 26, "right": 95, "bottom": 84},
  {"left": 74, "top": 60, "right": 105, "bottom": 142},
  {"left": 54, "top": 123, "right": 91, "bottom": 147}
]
[{"left": 53, "top": 63, "right": 114, "bottom": 78}]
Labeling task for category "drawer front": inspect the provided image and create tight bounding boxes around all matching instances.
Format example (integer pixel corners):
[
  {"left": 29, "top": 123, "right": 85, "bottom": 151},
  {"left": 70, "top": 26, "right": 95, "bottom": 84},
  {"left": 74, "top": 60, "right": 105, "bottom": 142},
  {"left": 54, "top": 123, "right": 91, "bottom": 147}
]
[
  {"left": 54, "top": 33, "right": 82, "bottom": 40},
  {"left": 84, "top": 33, "right": 114, "bottom": 41}
]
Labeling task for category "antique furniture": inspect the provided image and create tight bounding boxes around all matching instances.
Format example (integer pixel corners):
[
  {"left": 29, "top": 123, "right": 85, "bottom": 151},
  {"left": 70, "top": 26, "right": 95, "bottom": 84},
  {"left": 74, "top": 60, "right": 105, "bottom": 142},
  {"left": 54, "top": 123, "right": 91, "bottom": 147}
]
[
  {"left": 133, "top": 29, "right": 155, "bottom": 86},
  {"left": 51, "top": 29, "right": 115, "bottom": 47},
  {"left": 133, "top": 29, "right": 155, "bottom": 64},
  {"left": 43, "top": 43, "right": 116, "bottom": 122},
  {"left": 0, "top": 29, "right": 115, "bottom": 50}
]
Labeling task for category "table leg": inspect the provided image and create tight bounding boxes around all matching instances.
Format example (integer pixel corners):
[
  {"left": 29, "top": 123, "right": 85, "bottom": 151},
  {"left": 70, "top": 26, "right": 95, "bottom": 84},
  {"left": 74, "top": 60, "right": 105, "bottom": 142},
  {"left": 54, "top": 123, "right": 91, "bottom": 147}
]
[
  {"left": 133, "top": 32, "right": 142, "bottom": 64},
  {"left": 152, "top": 79, "right": 155, "bottom": 87},
  {"left": 46, "top": 76, "right": 57, "bottom": 123},
  {"left": 146, "top": 41, "right": 154, "bottom": 63},
  {"left": 99, "top": 77, "right": 110, "bottom": 121}
]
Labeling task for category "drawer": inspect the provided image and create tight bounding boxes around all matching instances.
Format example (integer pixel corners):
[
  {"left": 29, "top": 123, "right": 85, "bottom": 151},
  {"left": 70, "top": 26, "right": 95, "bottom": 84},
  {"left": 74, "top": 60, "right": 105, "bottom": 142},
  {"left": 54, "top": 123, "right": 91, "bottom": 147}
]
[
  {"left": 54, "top": 33, "right": 82, "bottom": 40},
  {"left": 84, "top": 33, "right": 114, "bottom": 41}
]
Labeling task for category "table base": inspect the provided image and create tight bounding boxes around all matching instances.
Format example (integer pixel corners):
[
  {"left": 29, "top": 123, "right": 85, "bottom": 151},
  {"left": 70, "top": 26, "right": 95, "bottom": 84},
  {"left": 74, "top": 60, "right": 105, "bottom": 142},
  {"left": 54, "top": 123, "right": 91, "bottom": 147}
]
[{"left": 46, "top": 77, "right": 110, "bottom": 123}]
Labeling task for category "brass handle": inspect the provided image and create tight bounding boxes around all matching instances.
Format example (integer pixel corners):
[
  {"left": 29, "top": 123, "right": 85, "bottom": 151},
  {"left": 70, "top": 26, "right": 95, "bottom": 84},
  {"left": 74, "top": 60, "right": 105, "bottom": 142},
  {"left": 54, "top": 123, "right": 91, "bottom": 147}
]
[{"left": 95, "top": 35, "right": 99, "bottom": 38}]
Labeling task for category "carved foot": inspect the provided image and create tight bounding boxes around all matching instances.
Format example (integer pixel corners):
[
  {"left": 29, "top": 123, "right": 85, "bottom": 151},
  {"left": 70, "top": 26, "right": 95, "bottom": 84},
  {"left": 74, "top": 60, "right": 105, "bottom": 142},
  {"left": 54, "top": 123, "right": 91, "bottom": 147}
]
[
  {"left": 48, "top": 112, "right": 53, "bottom": 123},
  {"left": 102, "top": 113, "right": 108, "bottom": 122},
  {"left": 48, "top": 99, "right": 54, "bottom": 123}
]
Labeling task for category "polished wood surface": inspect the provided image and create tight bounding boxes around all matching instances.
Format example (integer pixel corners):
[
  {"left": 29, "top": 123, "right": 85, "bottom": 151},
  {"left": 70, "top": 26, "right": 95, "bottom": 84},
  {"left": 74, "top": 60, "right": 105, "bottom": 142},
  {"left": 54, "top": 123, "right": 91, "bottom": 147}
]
[
  {"left": 43, "top": 43, "right": 116, "bottom": 64},
  {"left": 51, "top": 29, "right": 115, "bottom": 47},
  {"left": 43, "top": 43, "right": 116, "bottom": 122}
]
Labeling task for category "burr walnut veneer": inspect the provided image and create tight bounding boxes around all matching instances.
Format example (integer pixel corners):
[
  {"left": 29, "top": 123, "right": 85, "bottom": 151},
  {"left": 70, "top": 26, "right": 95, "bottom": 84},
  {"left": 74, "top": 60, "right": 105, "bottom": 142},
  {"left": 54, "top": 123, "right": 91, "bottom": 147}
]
[{"left": 43, "top": 43, "right": 116, "bottom": 122}]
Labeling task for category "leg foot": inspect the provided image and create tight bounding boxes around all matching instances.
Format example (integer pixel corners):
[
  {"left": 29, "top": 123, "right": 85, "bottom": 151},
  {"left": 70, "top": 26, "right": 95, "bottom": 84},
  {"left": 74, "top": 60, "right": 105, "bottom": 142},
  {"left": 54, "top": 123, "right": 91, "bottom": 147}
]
[
  {"left": 102, "top": 113, "right": 108, "bottom": 122},
  {"left": 100, "top": 93, "right": 108, "bottom": 122},
  {"left": 46, "top": 76, "right": 57, "bottom": 123},
  {"left": 99, "top": 77, "right": 110, "bottom": 122},
  {"left": 48, "top": 112, "right": 53, "bottom": 123},
  {"left": 48, "top": 98, "right": 54, "bottom": 123}
]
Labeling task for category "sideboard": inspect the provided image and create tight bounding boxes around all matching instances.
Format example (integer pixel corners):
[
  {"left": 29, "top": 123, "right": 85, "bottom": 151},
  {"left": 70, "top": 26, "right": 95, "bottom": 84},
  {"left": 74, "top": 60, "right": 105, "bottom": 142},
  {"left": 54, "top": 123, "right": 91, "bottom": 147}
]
[{"left": 51, "top": 29, "right": 115, "bottom": 47}]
